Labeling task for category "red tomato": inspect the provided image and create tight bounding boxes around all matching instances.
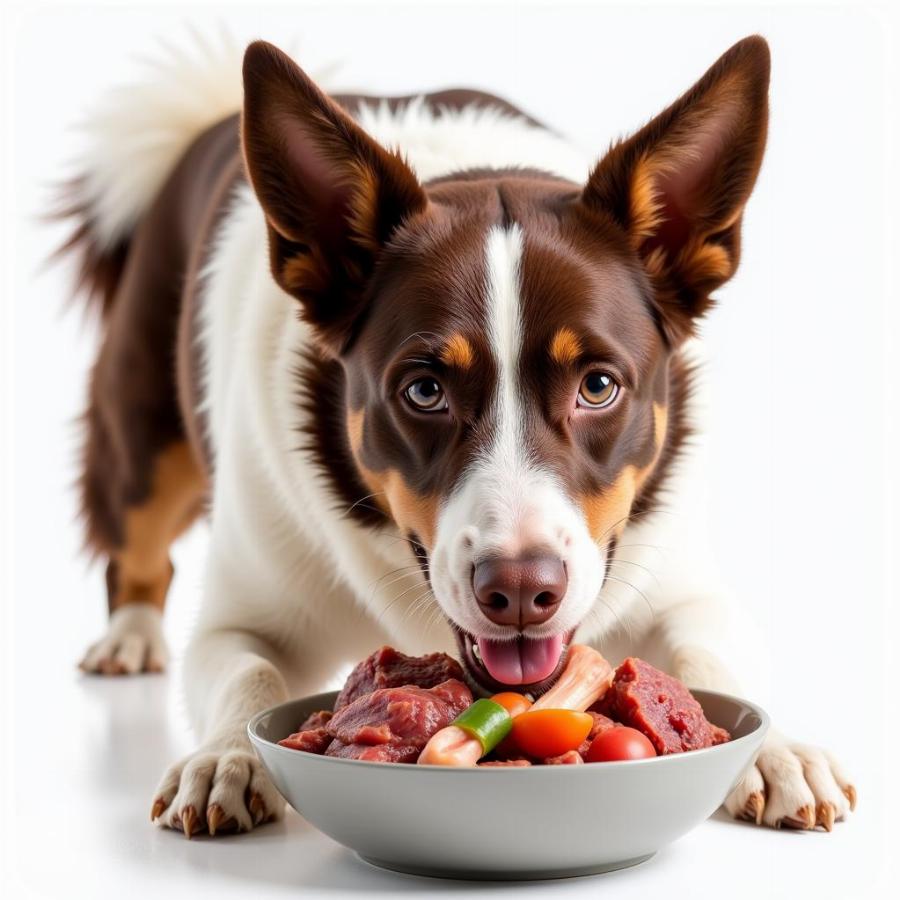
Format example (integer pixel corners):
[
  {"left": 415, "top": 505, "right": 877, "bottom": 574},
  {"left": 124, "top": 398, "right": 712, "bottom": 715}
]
[
  {"left": 584, "top": 726, "right": 657, "bottom": 762},
  {"left": 490, "top": 692, "right": 533, "bottom": 719},
  {"left": 509, "top": 709, "right": 593, "bottom": 759}
]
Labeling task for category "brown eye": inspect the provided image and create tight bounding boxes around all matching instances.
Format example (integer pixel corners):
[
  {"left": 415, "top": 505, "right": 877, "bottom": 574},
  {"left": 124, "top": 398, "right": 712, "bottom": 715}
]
[
  {"left": 405, "top": 377, "right": 448, "bottom": 412},
  {"left": 577, "top": 372, "right": 619, "bottom": 409}
]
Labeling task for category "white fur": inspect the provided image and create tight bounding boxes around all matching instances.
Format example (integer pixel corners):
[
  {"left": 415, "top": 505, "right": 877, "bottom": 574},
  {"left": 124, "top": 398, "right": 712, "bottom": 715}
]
[
  {"left": 70, "top": 35, "right": 245, "bottom": 250},
  {"left": 80, "top": 602, "right": 167, "bottom": 674},
  {"left": 354, "top": 98, "right": 591, "bottom": 184},
  {"left": 77, "top": 44, "right": 852, "bottom": 834}
]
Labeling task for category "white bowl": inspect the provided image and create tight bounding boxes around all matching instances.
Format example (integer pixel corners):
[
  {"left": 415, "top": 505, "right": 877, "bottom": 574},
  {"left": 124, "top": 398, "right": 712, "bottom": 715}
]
[{"left": 249, "top": 688, "right": 768, "bottom": 880}]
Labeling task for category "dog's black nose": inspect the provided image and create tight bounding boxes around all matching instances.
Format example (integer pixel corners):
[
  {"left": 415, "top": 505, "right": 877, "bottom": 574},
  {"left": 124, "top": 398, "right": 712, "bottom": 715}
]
[{"left": 473, "top": 555, "right": 567, "bottom": 627}]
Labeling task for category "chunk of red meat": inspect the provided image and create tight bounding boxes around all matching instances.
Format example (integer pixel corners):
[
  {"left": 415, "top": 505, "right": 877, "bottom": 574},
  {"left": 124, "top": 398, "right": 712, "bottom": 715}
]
[
  {"left": 598, "top": 657, "right": 730, "bottom": 754},
  {"left": 325, "top": 679, "right": 473, "bottom": 762},
  {"left": 298, "top": 709, "right": 333, "bottom": 731},
  {"left": 277, "top": 709, "right": 336, "bottom": 755},
  {"left": 478, "top": 759, "right": 532, "bottom": 767},
  {"left": 577, "top": 711, "right": 617, "bottom": 756},
  {"left": 335, "top": 646, "right": 465, "bottom": 709},
  {"left": 325, "top": 741, "right": 420, "bottom": 763},
  {"left": 278, "top": 728, "right": 333, "bottom": 754},
  {"left": 425, "top": 678, "right": 473, "bottom": 719},
  {"left": 544, "top": 750, "right": 584, "bottom": 765}
]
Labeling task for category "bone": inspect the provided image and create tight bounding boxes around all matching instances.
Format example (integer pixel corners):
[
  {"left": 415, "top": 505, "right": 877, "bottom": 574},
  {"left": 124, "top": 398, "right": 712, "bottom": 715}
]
[{"left": 532, "top": 645, "right": 613, "bottom": 712}]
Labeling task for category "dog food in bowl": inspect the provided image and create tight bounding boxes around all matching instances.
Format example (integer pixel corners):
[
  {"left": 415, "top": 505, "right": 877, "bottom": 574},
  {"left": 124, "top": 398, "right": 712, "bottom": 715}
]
[{"left": 278, "top": 645, "right": 730, "bottom": 765}]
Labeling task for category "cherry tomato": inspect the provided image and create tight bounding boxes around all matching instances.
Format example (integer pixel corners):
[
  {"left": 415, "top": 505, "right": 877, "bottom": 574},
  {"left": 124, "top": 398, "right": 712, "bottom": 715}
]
[
  {"left": 490, "top": 692, "right": 534, "bottom": 719},
  {"left": 584, "top": 726, "right": 657, "bottom": 762},
  {"left": 509, "top": 709, "right": 593, "bottom": 759}
]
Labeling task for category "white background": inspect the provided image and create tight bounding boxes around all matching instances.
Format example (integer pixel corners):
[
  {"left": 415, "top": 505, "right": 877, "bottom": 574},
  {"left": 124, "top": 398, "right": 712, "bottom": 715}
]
[{"left": 1, "top": 0, "right": 898, "bottom": 898}]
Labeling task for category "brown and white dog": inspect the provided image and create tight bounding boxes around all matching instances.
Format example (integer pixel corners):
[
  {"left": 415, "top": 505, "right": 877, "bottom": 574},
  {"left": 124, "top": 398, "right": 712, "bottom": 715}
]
[{"left": 64, "top": 35, "right": 855, "bottom": 836}]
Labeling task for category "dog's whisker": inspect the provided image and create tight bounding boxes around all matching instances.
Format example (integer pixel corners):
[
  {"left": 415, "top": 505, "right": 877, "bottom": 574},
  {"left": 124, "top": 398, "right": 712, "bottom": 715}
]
[{"left": 602, "top": 573, "right": 655, "bottom": 620}]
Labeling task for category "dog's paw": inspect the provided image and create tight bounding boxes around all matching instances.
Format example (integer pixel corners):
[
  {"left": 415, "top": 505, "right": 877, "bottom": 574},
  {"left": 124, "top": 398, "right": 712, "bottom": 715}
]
[
  {"left": 79, "top": 602, "right": 168, "bottom": 675},
  {"left": 151, "top": 745, "right": 284, "bottom": 838},
  {"left": 725, "top": 738, "right": 856, "bottom": 830}
]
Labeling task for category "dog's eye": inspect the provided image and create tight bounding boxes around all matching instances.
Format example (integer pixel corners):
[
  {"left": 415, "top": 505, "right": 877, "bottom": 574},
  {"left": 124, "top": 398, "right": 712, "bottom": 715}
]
[
  {"left": 404, "top": 378, "right": 448, "bottom": 412},
  {"left": 577, "top": 372, "right": 619, "bottom": 409}
]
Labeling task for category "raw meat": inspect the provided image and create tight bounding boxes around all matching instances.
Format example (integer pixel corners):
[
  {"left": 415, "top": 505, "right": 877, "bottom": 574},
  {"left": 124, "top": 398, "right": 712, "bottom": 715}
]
[
  {"left": 544, "top": 750, "right": 584, "bottom": 765},
  {"left": 278, "top": 709, "right": 335, "bottom": 754},
  {"left": 478, "top": 759, "right": 532, "bottom": 767},
  {"left": 324, "top": 679, "right": 473, "bottom": 762},
  {"left": 577, "top": 711, "right": 617, "bottom": 756},
  {"left": 335, "top": 646, "right": 466, "bottom": 709},
  {"left": 597, "top": 657, "right": 730, "bottom": 754}
]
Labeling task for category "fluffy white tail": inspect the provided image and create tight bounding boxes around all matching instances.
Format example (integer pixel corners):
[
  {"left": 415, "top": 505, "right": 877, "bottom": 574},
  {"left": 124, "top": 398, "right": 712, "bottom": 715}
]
[{"left": 56, "top": 32, "right": 246, "bottom": 311}]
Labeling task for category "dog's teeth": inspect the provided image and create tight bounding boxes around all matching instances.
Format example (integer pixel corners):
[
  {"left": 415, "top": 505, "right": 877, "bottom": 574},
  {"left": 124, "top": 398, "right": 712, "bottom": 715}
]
[
  {"left": 472, "top": 642, "right": 482, "bottom": 663},
  {"left": 524, "top": 692, "right": 535, "bottom": 702}
]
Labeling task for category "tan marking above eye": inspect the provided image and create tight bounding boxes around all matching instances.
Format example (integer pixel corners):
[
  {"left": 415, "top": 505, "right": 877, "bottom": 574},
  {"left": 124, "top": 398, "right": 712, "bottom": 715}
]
[
  {"left": 440, "top": 333, "right": 475, "bottom": 369},
  {"left": 345, "top": 407, "right": 439, "bottom": 547},
  {"left": 578, "top": 402, "right": 668, "bottom": 544},
  {"left": 549, "top": 327, "right": 582, "bottom": 365}
]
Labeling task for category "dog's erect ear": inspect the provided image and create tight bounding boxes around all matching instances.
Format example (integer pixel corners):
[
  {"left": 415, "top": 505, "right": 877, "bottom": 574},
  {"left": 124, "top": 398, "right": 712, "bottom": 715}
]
[
  {"left": 242, "top": 41, "right": 427, "bottom": 352},
  {"left": 583, "top": 36, "right": 770, "bottom": 343}
]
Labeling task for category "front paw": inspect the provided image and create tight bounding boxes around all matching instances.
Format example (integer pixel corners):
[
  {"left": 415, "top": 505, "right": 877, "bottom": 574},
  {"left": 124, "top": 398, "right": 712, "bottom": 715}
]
[
  {"left": 151, "top": 740, "right": 284, "bottom": 838},
  {"left": 725, "top": 738, "right": 856, "bottom": 830},
  {"left": 79, "top": 603, "right": 168, "bottom": 675}
]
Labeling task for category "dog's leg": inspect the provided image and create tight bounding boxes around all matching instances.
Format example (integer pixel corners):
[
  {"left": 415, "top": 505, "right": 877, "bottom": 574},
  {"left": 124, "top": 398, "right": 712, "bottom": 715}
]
[
  {"left": 151, "top": 626, "right": 289, "bottom": 836},
  {"left": 653, "top": 595, "right": 857, "bottom": 830},
  {"left": 79, "top": 437, "right": 206, "bottom": 675},
  {"left": 77, "top": 208, "right": 207, "bottom": 675}
]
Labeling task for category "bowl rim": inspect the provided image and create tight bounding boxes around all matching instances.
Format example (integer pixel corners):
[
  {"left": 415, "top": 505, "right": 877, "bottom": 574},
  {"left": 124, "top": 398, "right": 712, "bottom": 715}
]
[{"left": 247, "top": 687, "right": 770, "bottom": 773}]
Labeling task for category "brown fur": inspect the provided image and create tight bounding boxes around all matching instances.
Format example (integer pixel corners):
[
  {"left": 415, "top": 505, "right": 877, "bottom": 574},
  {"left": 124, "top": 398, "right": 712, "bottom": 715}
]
[{"left": 56, "top": 37, "right": 768, "bottom": 638}]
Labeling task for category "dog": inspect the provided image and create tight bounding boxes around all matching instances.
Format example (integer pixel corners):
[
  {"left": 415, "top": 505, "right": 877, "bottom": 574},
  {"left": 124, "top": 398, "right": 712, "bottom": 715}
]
[{"left": 62, "top": 34, "right": 855, "bottom": 836}]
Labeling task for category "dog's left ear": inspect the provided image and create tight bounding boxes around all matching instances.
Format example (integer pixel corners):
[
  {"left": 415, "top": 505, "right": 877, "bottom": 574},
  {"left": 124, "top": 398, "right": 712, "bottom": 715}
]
[
  {"left": 242, "top": 41, "right": 427, "bottom": 353},
  {"left": 583, "top": 36, "right": 770, "bottom": 343}
]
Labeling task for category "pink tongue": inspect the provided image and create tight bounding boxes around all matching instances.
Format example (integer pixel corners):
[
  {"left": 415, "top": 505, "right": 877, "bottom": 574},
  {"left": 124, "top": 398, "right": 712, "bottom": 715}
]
[{"left": 477, "top": 635, "right": 565, "bottom": 685}]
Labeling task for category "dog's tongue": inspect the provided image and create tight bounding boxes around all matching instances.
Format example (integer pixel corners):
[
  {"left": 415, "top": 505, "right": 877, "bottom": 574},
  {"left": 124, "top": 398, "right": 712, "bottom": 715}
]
[{"left": 477, "top": 635, "right": 565, "bottom": 685}]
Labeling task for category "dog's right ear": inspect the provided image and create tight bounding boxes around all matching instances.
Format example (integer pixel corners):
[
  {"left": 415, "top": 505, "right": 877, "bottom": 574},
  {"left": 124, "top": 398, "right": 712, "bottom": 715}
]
[{"left": 241, "top": 41, "right": 427, "bottom": 353}]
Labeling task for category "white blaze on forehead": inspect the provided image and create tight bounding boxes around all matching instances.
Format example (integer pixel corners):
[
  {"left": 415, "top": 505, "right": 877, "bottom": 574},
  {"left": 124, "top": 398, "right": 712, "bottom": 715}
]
[
  {"left": 429, "top": 224, "right": 605, "bottom": 639},
  {"left": 484, "top": 225, "right": 526, "bottom": 474}
]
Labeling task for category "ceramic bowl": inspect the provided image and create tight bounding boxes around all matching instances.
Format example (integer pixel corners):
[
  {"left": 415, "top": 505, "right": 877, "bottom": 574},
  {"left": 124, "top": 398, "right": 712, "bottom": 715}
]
[{"left": 249, "top": 688, "right": 767, "bottom": 880}]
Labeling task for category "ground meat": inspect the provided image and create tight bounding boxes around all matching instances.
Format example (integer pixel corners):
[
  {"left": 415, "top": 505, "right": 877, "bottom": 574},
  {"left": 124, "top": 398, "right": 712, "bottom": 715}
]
[
  {"left": 478, "top": 759, "right": 532, "bottom": 767},
  {"left": 324, "top": 679, "right": 473, "bottom": 762},
  {"left": 597, "top": 657, "right": 730, "bottom": 754},
  {"left": 335, "top": 646, "right": 466, "bottom": 709},
  {"left": 544, "top": 750, "right": 584, "bottom": 765},
  {"left": 577, "top": 711, "right": 617, "bottom": 756}
]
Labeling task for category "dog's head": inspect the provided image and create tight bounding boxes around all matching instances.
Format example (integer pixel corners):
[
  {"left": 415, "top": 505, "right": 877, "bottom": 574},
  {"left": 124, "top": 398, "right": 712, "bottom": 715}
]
[{"left": 242, "top": 37, "right": 769, "bottom": 693}]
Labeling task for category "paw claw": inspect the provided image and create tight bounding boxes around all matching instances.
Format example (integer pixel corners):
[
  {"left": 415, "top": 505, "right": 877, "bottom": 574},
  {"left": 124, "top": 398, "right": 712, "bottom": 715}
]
[
  {"left": 816, "top": 801, "right": 836, "bottom": 832},
  {"left": 150, "top": 798, "right": 167, "bottom": 822},
  {"left": 745, "top": 791, "right": 765, "bottom": 825},
  {"left": 206, "top": 803, "right": 237, "bottom": 836},
  {"left": 248, "top": 791, "right": 266, "bottom": 825},
  {"left": 843, "top": 784, "right": 857, "bottom": 812},
  {"left": 181, "top": 806, "right": 199, "bottom": 839},
  {"left": 781, "top": 804, "right": 815, "bottom": 830}
]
